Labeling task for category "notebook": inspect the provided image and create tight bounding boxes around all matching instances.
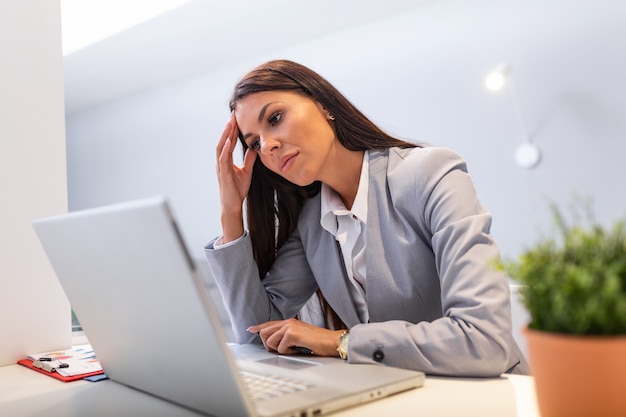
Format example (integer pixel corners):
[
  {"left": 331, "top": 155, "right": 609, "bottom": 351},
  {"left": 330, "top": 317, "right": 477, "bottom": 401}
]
[{"left": 32, "top": 196, "right": 424, "bottom": 417}]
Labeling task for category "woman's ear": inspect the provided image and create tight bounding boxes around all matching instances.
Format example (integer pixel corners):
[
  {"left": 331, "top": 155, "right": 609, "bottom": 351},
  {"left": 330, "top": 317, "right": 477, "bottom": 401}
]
[{"left": 316, "top": 102, "right": 335, "bottom": 121}]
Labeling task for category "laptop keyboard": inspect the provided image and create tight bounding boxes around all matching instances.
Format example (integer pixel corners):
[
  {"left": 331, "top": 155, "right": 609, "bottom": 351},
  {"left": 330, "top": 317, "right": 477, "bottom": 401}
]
[{"left": 240, "top": 371, "right": 315, "bottom": 402}]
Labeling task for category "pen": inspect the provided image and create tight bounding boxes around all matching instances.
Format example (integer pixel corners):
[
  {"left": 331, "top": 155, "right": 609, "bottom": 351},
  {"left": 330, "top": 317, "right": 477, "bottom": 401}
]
[{"left": 291, "top": 346, "right": 314, "bottom": 355}]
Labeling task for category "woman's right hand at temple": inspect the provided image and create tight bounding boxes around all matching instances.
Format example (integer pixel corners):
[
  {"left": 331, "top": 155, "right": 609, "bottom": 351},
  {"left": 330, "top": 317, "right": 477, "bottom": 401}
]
[{"left": 215, "top": 114, "right": 257, "bottom": 243}]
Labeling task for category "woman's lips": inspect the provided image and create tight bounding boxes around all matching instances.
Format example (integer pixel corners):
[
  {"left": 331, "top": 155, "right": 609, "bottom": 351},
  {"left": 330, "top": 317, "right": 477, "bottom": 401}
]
[{"left": 279, "top": 152, "right": 298, "bottom": 173}]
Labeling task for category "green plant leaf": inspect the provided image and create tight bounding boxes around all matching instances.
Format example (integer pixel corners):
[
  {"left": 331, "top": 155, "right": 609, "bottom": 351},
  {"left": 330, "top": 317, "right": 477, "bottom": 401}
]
[{"left": 498, "top": 200, "right": 626, "bottom": 335}]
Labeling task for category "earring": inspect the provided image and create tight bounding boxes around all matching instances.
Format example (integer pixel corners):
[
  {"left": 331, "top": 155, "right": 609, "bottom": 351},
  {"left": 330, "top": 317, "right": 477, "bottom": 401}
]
[{"left": 326, "top": 112, "right": 335, "bottom": 121}]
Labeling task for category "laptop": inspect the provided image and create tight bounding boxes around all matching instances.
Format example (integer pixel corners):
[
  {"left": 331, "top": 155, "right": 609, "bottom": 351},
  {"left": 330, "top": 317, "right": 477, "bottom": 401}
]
[{"left": 32, "top": 196, "right": 424, "bottom": 417}]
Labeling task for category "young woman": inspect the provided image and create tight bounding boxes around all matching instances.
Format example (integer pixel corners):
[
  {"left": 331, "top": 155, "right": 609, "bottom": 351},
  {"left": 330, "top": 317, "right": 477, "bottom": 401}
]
[{"left": 205, "top": 59, "right": 529, "bottom": 376}]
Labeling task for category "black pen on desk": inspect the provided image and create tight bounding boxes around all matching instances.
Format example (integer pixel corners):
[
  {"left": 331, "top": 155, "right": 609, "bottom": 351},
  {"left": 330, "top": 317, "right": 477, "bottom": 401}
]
[{"left": 291, "top": 346, "right": 314, "bottom": 355}]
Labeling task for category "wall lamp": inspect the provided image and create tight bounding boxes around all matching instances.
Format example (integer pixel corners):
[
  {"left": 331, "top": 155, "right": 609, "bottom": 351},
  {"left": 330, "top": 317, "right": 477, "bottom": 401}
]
[{"left": 485, "top": 63, "right": 541, "bottom": 169}]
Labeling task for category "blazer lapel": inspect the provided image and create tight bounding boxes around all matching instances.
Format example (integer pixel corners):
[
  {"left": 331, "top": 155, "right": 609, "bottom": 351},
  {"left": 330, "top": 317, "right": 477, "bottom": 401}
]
[
  {"left": 303, "top": 193, "right": 362, "bottom": 327},
  {"left": 365, "top": 149, "right": 393, "bottom": 322},
  {"left": 316, "top": 233, "right": 362, "bottom": 327}
]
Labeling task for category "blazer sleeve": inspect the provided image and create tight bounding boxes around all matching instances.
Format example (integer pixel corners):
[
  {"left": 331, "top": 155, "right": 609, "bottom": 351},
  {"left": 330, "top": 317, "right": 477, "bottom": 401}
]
[{"left": 204, "top": 230, "right": 318, "bottom": 343}]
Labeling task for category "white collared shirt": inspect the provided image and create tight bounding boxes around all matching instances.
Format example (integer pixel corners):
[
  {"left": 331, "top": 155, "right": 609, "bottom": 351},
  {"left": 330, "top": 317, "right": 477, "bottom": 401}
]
[{"left": 320, "top": 151, "right": 369, "bottom": 323}]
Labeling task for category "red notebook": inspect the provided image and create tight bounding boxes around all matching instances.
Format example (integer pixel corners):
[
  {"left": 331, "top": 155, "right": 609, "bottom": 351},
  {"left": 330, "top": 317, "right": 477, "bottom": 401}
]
[{"left": 17, "top": 359, "right": 104, "bottom": 382}]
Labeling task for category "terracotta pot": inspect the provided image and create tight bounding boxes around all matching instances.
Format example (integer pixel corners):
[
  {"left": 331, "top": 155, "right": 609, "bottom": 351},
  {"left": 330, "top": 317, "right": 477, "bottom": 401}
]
[{"left": 524, "top": 327, "right": 626, "bottom": 417}]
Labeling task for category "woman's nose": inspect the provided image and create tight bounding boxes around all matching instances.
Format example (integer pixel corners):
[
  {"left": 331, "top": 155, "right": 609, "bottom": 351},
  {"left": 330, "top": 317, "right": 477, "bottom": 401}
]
[{"left": 259, "top": 136, "right": 280, "bottom": 154}]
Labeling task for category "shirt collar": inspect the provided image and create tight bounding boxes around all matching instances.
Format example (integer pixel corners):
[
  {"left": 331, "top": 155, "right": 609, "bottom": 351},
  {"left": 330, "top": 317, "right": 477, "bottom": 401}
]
[{"left": 320, "top": 151, "right": 369, "bottom": 234}]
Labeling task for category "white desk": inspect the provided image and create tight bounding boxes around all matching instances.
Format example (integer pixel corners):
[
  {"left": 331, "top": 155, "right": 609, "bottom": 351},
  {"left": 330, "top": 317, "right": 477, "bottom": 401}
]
[{"left": 0, "top": 364, "right": 539, "bottom": 417}]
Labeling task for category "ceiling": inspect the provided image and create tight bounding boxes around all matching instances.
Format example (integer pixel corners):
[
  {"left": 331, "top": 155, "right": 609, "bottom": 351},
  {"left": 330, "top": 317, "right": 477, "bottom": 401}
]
[{"left": 63, "top": 0, "right": 435, "bottom": 114}]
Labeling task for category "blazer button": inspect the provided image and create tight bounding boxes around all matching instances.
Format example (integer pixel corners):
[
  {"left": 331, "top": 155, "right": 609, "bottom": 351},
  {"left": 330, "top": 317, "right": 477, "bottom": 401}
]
[{"left": 373, "top": 349, "right": 384, "bottom": 362}]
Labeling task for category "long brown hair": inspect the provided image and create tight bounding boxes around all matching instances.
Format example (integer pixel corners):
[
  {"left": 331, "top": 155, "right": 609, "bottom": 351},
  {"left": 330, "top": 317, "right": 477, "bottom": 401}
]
[{"left": 230, "top": 60, "right": 418, "bottom": 280}]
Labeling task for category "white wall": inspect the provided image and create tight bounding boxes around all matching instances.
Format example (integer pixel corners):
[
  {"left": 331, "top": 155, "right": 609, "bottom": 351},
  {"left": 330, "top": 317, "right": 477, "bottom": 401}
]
[
  {"left": 65, "top": 0, "right": 626, "bottom": 264},
  {"left": 0, "top": 0, "right": 71, "bottom": 365}
]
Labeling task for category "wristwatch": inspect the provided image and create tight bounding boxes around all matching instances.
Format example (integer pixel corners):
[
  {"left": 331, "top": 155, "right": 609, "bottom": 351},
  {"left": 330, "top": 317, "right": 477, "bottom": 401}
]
[{"left": 337, "top": 330, "right": 349, "bottom": 360}]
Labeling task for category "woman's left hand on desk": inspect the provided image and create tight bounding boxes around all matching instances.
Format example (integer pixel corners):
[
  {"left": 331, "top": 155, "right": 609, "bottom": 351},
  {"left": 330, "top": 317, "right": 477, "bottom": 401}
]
[{"left": 248, "top": 318, "right": 344, "bottom": 357}]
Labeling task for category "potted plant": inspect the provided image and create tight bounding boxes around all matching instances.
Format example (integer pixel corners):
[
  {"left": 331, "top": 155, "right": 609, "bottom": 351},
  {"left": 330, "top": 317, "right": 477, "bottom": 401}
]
[{"left": 500, "top": 201, "right": 626, "bottom": 417}]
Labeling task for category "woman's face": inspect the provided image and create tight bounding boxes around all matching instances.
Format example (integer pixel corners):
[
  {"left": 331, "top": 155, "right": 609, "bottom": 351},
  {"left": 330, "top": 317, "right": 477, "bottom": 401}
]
[{"left": 234, "top": 90, "right": 337, "bottom": 186}]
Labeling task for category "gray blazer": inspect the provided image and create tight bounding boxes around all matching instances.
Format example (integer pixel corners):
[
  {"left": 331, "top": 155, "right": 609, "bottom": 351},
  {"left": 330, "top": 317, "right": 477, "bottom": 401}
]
[{"left": 205, "top": 146, "right": 529, "bottom": 376}]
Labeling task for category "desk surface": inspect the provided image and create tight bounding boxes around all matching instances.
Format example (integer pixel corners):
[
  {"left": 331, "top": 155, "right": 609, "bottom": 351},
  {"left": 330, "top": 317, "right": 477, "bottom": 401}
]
[{"left": 0, "top": 364, "right": 539, "bottom": 417}]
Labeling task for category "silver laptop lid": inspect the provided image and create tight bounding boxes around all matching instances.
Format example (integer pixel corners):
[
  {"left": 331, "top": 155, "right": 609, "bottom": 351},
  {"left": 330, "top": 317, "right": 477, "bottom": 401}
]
[{"left": 33, "top": 196, "right": 255, "bottom": 417}]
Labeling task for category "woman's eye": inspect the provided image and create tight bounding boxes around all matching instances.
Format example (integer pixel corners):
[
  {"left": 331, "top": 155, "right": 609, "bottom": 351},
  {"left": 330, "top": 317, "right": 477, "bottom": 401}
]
[
  {"left": 250, "top": 139, "right": 261, "bottom": 151},
  {"left": 268, "top": 112, "right": 282, "bottom": 126}
]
